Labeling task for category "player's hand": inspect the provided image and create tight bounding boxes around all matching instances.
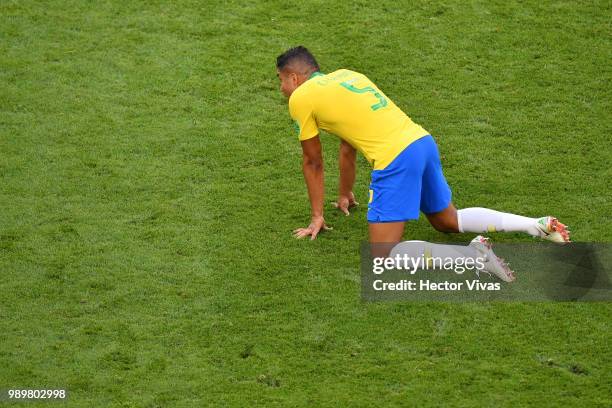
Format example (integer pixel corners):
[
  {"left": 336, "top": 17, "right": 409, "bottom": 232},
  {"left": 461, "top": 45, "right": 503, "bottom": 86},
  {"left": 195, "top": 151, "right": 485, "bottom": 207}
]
[
  {"left": 332, "top": 192, "right": 359, "bottom": 216},
  {"left": 293, "top": 216, "right": 332, "bottom": 240}
]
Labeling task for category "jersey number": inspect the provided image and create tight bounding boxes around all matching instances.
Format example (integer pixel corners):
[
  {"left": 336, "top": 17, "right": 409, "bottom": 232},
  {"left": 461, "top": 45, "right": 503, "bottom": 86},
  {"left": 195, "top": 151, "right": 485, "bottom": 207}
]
[{"left": 340, "top": 82, "right": 388, "bottom": 111}]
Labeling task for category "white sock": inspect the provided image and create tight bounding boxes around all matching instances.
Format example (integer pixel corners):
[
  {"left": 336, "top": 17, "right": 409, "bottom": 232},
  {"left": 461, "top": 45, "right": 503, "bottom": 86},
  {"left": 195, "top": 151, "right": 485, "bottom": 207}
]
[{"left": 457, "top": 207, "right": 540, "bottom": 236}]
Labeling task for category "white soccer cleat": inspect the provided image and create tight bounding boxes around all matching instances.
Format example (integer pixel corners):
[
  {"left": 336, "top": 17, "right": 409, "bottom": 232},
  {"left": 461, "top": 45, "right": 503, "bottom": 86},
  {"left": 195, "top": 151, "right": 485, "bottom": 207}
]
[
  {"left": 469, "top": 235, "right": 515, "bottom": 282},
  {"left": 535, "top": 216, "right": 571, "bottom": 244}
]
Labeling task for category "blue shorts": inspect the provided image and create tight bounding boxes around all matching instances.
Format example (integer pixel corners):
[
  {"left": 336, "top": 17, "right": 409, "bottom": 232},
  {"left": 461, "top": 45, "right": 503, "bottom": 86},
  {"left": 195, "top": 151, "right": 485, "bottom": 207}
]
[{"left": 367, "top": 135, "right": 452, "bottom": 223}]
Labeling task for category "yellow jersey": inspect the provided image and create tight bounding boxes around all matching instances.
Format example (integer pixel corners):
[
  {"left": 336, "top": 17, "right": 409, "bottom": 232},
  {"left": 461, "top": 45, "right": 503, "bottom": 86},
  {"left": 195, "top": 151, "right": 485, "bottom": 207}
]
[{"left": 288, "top": 69, "right": 429, "bottom": 170}]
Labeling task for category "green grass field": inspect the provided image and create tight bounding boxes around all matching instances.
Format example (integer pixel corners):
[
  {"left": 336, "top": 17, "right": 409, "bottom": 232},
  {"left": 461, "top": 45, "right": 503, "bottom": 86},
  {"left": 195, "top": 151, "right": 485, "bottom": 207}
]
[{"left": 1, "top": 1, "right": 611, "bottom": 406}]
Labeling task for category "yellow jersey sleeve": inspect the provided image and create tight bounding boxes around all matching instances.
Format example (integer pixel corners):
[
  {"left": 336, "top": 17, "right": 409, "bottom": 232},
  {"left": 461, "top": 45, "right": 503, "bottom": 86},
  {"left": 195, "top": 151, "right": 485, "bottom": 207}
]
[{"left": 288, "top": 88, "right": 319, "bottom": 141}]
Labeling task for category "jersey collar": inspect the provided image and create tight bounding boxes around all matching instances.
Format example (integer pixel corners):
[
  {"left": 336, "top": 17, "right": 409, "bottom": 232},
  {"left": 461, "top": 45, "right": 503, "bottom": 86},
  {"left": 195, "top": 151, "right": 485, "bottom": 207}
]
[{"left": 308, "top": 71, "right": 324, "bottom": 80}]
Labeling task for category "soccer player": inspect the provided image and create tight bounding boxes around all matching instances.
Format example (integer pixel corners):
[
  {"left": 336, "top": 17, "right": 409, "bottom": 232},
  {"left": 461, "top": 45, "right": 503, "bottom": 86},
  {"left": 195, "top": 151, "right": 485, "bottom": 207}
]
[{"left": 276, "top": 46, "right": 570, "bottom": 280}]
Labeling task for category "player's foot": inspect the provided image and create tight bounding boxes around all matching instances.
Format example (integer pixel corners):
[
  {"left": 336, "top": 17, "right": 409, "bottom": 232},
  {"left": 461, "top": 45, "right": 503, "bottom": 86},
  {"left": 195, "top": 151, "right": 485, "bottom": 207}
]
[
  {"left": 469, "top": 235, "right": 515, "bottom": 282},
  {"left": 535, "top": 216, "right": 570, "bottom": 244}
]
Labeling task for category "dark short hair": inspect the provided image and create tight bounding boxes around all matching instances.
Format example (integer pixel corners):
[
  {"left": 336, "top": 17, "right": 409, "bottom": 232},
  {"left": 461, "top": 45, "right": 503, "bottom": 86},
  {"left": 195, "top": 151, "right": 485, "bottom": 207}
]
[{"left": 276, "top": 46, "right": 320, "bottom": 72}]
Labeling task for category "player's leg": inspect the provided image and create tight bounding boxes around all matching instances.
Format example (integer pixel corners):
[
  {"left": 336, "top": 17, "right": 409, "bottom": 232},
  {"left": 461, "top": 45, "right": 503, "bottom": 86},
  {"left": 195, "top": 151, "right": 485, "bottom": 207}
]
[
  {"left": 367, "top": 221, "right": 499, "bottom": 277},
  {"left": 425, "top": 202, "right": 570, "bottom": 242},
  {"left": 456, "top": 208, "right": 570, "bottom": 242},
  {"left": 368, "top": 220, "right": 515, "bottom": 282},
  {"left": 425, "top": 202, "right": 537, "bottom": 235},
  {"left": 390, "top": 236, "right": 515, "bottom": 282},
  {"left": 419, "top": 135, "right": 570, "bottom": 242}
]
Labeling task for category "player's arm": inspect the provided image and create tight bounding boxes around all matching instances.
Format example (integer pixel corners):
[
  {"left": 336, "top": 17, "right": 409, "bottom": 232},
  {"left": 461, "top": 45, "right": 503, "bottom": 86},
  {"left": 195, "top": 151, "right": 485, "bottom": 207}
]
[
  {"left": 333, "top": 139, "right": 359, "bottom": 215},
  {"left": 293, "top": 135, "right": 331, "bottom": 240},
  {"left": 302, "top": 136, "right": 324, "bottom": 219},
  {"left": 289, "top": 91, "right": 331, "bottom": 239}
]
